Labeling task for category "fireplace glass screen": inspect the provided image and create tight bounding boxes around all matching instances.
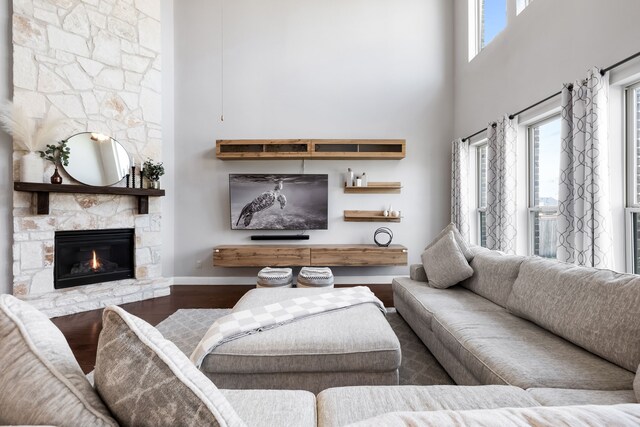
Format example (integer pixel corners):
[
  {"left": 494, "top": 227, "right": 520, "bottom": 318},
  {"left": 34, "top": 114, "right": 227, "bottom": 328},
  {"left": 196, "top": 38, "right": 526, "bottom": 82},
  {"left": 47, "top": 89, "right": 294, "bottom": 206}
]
[{"left": 54, "top": 229, "right": 135, "bottom": 290}]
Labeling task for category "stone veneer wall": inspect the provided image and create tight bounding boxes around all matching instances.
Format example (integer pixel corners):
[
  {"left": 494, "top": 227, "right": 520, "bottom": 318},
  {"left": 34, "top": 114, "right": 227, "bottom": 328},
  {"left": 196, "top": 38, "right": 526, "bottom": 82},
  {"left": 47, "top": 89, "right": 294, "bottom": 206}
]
[{"left": 11, "top": 0, "right": 170, "bottom": 317}]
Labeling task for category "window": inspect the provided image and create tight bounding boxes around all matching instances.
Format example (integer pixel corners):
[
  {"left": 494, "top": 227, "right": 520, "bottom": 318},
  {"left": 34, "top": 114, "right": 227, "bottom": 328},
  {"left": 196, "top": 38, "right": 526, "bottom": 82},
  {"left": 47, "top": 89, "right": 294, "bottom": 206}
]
[
  {"left": 472, "top": 0, "right": 507, "bottom": 56},
  {"left": 626, "top": 82, "right": 640, "bottom": 273},
  {"left": 477, "top": 144, "right": 488, "bottom": 247},
  {"left": 516, "top": 0, "right": 533, "bottom": 14},
  {"left": 529, "top": 116, "right": 561, "bottom": 258}
]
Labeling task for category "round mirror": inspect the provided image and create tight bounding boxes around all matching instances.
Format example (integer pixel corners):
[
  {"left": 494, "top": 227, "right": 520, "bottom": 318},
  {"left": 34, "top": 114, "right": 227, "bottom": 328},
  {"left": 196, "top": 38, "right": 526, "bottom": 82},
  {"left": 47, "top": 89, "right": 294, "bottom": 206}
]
[{"left": 63, "top": 132, "right": 131, "bottom": 186}]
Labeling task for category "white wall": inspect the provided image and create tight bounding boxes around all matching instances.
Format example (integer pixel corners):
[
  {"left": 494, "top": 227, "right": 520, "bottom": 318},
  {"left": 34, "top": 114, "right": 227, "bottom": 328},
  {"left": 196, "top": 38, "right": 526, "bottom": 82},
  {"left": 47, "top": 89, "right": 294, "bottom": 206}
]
[
  {"left": 454, "top": 0, "right": 640, "bottom": 271},
  {"left": 0, "top": 0, "right": 11, "bottom": 294},
  {"left": 173, "top": 0, "right": 454, "bottom": 282},
  {"left": 161, "top": 0, "right": 175, "bottom": 279}
]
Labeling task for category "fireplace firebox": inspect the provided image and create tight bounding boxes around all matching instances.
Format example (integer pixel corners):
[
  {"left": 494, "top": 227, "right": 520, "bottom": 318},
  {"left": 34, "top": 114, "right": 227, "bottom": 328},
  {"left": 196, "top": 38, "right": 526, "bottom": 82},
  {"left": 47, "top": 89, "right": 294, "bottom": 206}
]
[{"left": 54, "top": 229, "right": 135, "bottom": 290}]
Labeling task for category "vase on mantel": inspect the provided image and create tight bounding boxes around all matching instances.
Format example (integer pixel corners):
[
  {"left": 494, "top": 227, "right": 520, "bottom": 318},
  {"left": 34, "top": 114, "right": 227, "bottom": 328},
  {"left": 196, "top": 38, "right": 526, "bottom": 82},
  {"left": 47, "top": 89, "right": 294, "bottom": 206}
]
[
  {"left": 20, "top": 152, "right": 44, "bottom": 183},
  {"left": 50, "top": 167, "right": 62, "bottom": 185}
]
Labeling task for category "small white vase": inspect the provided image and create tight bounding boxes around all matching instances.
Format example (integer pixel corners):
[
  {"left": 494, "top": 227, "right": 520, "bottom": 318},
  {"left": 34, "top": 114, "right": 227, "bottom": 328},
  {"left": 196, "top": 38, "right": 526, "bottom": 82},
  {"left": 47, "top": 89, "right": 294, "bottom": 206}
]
[{"left": 20, "top": 152, "right": 44, "bottom": 183}]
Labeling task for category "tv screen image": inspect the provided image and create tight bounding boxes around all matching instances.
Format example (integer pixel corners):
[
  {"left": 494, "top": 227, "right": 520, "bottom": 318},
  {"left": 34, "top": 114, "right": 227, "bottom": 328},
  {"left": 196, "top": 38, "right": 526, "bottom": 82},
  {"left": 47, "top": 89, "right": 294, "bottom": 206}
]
[{"left": 229, "top": 174, "right": 329, "bottom": 230}]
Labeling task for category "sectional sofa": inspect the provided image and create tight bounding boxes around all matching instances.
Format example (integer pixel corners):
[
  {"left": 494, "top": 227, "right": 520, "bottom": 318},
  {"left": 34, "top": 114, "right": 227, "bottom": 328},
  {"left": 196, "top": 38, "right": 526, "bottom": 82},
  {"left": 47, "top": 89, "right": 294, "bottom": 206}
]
[
  {"left": 1, "top": 244, "right": 640, "bottom": 426},
  {"left": 394, "top": 246, "right": 640, "bottom": 406}
]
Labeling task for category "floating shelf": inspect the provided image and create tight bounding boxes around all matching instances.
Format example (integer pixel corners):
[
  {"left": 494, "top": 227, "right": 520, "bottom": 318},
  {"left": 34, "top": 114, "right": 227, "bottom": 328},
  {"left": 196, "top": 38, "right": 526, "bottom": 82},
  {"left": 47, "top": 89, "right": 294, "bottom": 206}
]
[
  {"left": 216, "top": 139, "right": 406, "bottom": 160},
  {"left": 343, "top": 210, "right": 402, "bottom": 223},
  {"left": 14, "top": 182, "right": 165, "bottom": 215},
  {"left": 344, "top": 182, "right": 402, "bottom": 194}
]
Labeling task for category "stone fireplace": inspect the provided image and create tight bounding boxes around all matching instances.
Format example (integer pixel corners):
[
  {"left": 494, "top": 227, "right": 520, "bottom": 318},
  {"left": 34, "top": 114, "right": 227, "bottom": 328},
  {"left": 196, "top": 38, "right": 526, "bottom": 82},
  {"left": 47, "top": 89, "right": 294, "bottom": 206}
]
[{"left": 11, "top": 0, "right": 170, "bottom": 317}]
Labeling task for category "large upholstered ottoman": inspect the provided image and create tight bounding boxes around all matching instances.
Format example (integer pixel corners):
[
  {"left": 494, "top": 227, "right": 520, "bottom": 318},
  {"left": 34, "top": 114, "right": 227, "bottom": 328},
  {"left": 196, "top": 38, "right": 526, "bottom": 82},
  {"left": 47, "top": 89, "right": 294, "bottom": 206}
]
[{"left": 199, "top": 288, "right": 401, "bottom": 393}]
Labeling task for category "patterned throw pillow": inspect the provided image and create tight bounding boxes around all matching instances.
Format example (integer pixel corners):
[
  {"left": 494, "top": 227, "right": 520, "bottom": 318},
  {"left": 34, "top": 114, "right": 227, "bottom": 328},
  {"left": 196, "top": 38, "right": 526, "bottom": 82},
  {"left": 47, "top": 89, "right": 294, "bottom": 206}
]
[
  {"left": 425, "top": 223, "right": 475, "bottom": 261},
  {"left": 95, "top": 306, "right": 246, "bottom": 427},
  {"left": 421, "top": 231, "right": 474, "bottom": 289},
  {"left": 0, "top": 294, "right": 117, "bottom": 427}
]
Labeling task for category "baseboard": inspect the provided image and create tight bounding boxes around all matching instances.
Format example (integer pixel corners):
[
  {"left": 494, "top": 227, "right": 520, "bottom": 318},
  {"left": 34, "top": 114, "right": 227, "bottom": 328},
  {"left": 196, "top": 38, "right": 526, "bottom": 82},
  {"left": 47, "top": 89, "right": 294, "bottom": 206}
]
[{"left": 172, "top": 276, "right": 399, "bottom": 286}]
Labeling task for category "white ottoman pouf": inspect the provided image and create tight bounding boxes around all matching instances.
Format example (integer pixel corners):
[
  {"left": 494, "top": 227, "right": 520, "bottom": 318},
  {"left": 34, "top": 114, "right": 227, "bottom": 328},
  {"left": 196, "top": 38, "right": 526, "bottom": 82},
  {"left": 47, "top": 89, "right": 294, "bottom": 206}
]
[
  {"left": 296, "top": 267, "right": 334, "bottom": 288},
  {"left": 257, "top": 267, "right": 293, "bottom": 288}
]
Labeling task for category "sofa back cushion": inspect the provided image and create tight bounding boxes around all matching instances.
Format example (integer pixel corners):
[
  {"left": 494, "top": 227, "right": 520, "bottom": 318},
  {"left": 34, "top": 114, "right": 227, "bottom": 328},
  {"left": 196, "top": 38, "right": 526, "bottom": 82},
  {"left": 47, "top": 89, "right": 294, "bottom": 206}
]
[
  {"left": 459, "top": 246, "right": 525, "bottom": 307},
  {"left": 507, "top": 257, "right": 640, "bottom": 372},
  {"left": 0, "top": 294, "right": 117, "bottom": 427}
]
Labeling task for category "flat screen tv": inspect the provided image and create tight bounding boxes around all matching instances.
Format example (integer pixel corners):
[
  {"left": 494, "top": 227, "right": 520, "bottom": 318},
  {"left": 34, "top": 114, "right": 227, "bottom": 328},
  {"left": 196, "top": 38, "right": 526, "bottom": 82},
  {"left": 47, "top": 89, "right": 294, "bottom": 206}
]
[{"left": 229, "top": 174, "right": 329, "bottom": 230}]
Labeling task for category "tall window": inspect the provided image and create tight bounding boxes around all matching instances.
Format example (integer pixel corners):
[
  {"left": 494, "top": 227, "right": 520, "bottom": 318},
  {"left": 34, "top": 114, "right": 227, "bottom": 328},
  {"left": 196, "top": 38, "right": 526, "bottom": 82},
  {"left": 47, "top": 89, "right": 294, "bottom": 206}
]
[
  {"left": 529, "top": 116, "right": 561, "bottom": 258},
  {"left": 626, "top": 82, "right": 640, "bottom": 273},
  {"left": 478, "top": 0, "right": 507, "bottom": 50},
  {"left": 477, "top": 144, "right": 488, "bottom": 247}
]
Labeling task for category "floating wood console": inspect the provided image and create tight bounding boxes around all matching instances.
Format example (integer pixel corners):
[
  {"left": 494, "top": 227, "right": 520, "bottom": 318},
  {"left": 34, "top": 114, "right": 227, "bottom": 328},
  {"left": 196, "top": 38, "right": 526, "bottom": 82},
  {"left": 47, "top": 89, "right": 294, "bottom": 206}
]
[
  {"left": 344, "top": 182, "right": 402, "bottom": 194},
  {"left": 14, "top": 182, "right": 166, "bottom": 215},
  {"left": 216, "top": 139, "right": 406, "bottom": 160},
  {"left": 213, "top": 244, "right": 408, "bottom": 267}
]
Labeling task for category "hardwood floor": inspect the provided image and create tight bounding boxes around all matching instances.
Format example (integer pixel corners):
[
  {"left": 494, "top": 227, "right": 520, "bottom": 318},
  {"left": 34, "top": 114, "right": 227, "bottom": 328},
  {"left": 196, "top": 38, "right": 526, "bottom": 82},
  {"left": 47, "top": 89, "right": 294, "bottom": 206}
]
[{"left": 52, "top": 284, "right": 393, "bottom": 373}]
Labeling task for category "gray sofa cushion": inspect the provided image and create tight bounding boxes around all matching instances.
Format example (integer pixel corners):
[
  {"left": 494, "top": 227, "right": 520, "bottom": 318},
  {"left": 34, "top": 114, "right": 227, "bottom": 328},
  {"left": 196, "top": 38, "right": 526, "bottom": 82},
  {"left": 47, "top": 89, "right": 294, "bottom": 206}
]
[
  {"left": 527, "top": 388, "right": 637, "bottom": 406},
  {"left": 347, "top": 404, "right": 640, "bottom": 427},
  {"left": 202, "top": 288, "right": 400, "bottom": 375},
  {"left": 409, "top": 264, "right": 428, "bottom": 282},
  {"left": 221, "top": 389, "right": 317, "bottom": 427},
  {"left": 392, "top": 277, "right": 505, "bottom": 331},
  {"left": 507, "top": 257, "right": 640, "bottom": 372},
  {"left": 425, "top": 222, "right": 475, "bottom": 261},
  {"left": 95, "top": 306, "right": 245, "bottom": 427},
  {"left": 459, "top": 246, "right": 525, "bottom": 307},
  {"left": 317, "top": 385, "right": 539, "bottom": 427},
  {"left": 0, "top": 295, "right": 117, "bottom": 427},
  {"left": 432, "top": 309, "right": 635, "bottom": 390},
  {"left": 421, "top": 231, "right": 474, "bottom": 288}
]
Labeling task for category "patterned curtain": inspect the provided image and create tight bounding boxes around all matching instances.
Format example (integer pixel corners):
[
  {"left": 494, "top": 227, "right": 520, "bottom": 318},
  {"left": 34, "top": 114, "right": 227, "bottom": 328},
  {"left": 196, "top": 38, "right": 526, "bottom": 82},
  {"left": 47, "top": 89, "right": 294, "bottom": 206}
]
[
  {"left": 556, "top": 68, "right": 614, "bottom": 268},
  {"left": 486, "top": 115, "right": 517, "bottom": 254},
  {"left": 451, "top": 138, "right": 470, "bottom": 242}
]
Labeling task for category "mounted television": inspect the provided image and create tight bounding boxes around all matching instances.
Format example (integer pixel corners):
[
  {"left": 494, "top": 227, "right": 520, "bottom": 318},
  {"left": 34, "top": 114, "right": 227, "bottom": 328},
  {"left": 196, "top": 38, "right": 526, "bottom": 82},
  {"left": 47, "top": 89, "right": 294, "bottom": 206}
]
[{"left": 229, "top": 174, "right": 329, "bottom": 230}]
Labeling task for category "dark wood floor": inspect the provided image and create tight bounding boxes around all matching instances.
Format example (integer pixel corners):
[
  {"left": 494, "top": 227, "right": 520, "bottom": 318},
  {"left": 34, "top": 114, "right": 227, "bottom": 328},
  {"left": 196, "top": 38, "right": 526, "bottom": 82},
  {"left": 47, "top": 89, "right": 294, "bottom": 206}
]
[{"left": 52, "top": 284, "right": 393, "bottom": 373}]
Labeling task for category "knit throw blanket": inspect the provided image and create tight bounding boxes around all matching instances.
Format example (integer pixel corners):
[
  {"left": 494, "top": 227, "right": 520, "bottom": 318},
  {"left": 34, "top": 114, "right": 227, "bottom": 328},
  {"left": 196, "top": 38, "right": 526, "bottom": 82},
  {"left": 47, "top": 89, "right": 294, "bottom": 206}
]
[{"left": 190, "top": 286, "right": 386, "bottom": 367}]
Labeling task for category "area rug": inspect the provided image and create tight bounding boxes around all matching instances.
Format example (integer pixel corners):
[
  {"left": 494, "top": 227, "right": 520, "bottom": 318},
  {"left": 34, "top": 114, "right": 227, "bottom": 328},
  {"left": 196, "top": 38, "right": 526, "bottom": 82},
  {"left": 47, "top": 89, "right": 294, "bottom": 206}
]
[{"left": 155, "top": 308, "right": 454, "bottom": 386}]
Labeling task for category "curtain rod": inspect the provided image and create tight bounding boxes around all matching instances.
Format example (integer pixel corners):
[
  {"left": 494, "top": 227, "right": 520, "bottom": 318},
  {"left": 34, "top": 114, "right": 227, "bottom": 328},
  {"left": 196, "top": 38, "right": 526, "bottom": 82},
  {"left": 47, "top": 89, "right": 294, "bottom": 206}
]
[{"left": 462, "top": 49, "right": 640, "bottom": 142}]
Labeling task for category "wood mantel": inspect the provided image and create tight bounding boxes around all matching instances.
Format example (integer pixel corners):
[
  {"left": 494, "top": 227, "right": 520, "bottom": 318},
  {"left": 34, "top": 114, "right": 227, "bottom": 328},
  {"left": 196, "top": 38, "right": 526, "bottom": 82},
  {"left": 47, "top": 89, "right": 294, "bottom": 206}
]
[{"left": 14, "top": 182, "right": 166, "bottom": 215}]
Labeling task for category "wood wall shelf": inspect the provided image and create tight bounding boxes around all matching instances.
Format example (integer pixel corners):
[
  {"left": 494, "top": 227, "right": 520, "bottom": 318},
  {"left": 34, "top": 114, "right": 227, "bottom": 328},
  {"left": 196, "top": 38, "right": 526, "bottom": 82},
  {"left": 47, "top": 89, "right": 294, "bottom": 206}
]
[
  {"left": 213, "top": 244, "right": 408, "bottom": 267},
  {"left": 216, "top": 139, "right": 406, "bottom": 160},
  {"left": 344, "top": 182, "right": 402, "bottom": 194},
  {"left": 14, "top": 182, "right": 166, "bottom": 215},
  {"left": 343, "top": 210, "right": 402, "bottom": 223}
]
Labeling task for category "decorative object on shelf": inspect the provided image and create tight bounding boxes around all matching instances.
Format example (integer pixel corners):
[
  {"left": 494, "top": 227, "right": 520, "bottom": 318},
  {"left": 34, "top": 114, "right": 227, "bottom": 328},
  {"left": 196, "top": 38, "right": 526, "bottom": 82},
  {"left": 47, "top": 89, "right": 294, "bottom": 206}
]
[
  {"left": 139, "top": 165, "right": 145, "bottom": 189},
  {"left": 131, "top": 161, "right": 137, "bottom": 188},
  {"left": 383, "top": 209, "right": 389, "bottom": 217},
  {"left": 39, "top": 140, "right": 70, "bottom": 185},
  {"left": 125, "top": 174, "right": 131, "bottom": 188},
  {"left": 361, "top": 172, "right": 368, "bottom": 186},
  {"left": 142, "top": 159, "right": 165, "bottom": 190},
  {"left": 0, "top": 101, "right": 66, "bottom": 183},
  {"left": 345, "top": 168, "right": 354, "bottom": 187},
  {"left": 64, "top": 132, "right": 131, "bottom": 186},
  {"left": 355, "top": 176, "right": 363, "bottom": 187},
  {"left": 391, "top": 209, "right": 399, "bottom": 218},
  {"left": 374, "top": 227, "right": 394, "bottom": 247}
]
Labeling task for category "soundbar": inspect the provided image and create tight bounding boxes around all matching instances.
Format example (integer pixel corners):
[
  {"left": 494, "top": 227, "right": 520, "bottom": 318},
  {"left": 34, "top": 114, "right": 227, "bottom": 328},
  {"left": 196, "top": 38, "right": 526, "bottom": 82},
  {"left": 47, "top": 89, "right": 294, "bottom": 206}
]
[{"left": 251, "top": 235, "right": 310, "bottom": 241}]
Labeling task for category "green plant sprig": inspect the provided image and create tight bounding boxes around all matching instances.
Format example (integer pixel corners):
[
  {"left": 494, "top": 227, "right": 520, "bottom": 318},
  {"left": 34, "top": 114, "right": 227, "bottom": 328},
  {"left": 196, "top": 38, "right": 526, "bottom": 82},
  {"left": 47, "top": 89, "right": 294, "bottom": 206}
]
[
  {"left": 142, "top": 159, "right": 165, "bottom": 181},
  {"left": 39, "top": 139, "right": 70, "bottom": 167}
]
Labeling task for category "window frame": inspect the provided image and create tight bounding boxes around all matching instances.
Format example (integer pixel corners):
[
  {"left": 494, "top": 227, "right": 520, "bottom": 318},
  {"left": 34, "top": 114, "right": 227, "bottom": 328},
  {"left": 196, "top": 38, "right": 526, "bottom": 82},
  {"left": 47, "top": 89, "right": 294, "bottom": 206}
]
[
  {"left": 527, "top": 114, "right": 561, "bottom": 257},
  {"left": 625, "top": 81, "right": 640, "bottom": 273},
  {"left": 469, "top": 0, "right": 508, "bottom": 59},
  {"left": 516, "top": 0, "right": 532, "bottom": 15}
]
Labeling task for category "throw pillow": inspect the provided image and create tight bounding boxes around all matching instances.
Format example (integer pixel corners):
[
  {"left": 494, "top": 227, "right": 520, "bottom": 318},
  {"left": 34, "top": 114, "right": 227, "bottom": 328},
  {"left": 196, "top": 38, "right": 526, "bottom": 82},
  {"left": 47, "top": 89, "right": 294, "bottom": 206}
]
[
  {"left": 95, "top": 306, "right": 246, "bottom": 427},
  {"left": 0, "top": 294, "right": 117, "bottom": 427},
  {"left": 426, "top": 222, "right": 474, "bottom": 261},
  {"left": 421, "top": 230, "right": 474, "bottom": 289}
]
